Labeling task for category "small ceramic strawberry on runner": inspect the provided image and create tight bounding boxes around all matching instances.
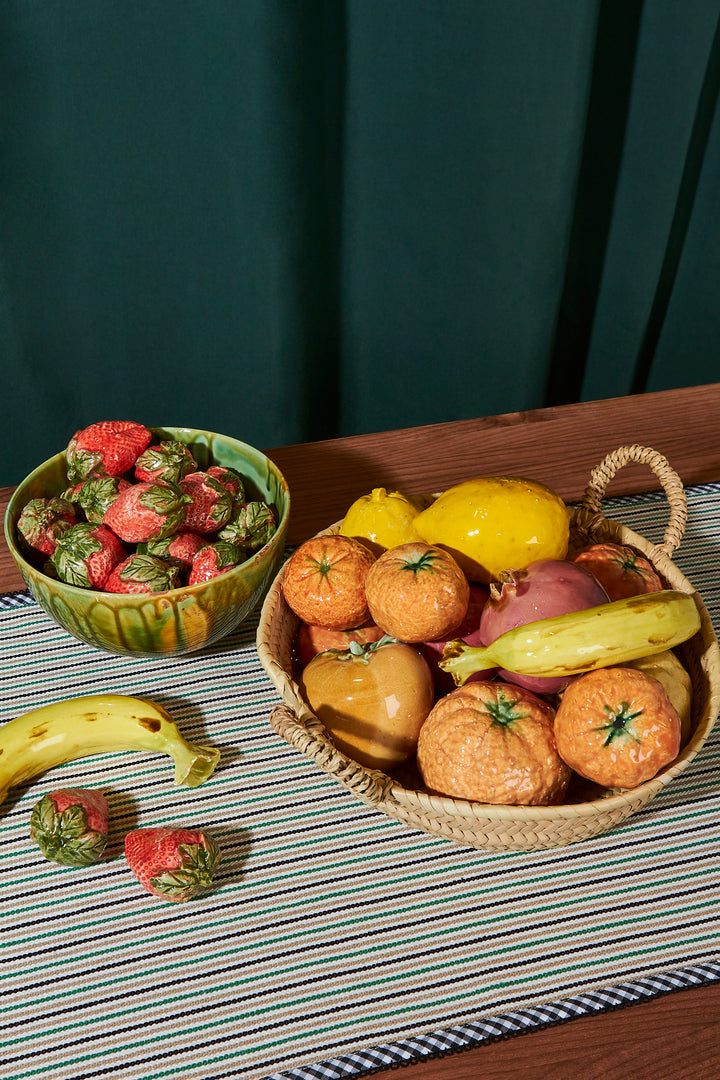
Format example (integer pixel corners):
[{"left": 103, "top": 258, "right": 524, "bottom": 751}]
[
  {"left": 66, "top": 420, "right": 152, "bottom": 482},
  {"left": 30, "top": 788, "right": 109, "bottom": 867},
  {"left": 124, "top": 827, "right": 220, "bottom": 902}
]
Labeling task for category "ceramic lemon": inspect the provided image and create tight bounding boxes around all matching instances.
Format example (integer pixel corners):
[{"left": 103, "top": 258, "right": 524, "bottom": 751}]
[
  {"left": 340, "top": 487, "right": 423, "bottom": 554},
  {"left": 413, "top": 476, "right": 569, "bottom": 583}
]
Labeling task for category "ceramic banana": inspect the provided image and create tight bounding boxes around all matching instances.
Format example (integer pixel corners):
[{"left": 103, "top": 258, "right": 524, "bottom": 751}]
[
  {"left": 440, "top": 590, "right": 701, "bottom": 687},
  {"left": 0, "top": 694, "right": 220, "bottom": 806}
]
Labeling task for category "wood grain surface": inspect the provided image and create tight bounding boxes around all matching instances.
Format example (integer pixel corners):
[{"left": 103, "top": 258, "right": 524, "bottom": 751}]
[{"left": 2, "top": 383, "right": 720, "bottom": 1078}]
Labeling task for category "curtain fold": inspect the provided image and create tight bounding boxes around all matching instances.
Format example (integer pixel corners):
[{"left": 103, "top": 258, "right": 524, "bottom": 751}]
[{"left": 1, "top": 1, "right": 718, "bottom": 484}]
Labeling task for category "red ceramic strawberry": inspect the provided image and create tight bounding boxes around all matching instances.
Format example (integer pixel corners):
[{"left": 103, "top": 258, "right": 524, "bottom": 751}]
[
  {"left": 206, "top": 465, "right": 245, "bottom": 502},
  {"left": 17, "top": 496, "right": 77, "bottom": 557},
  {"left": 66, "top": 420, "right": 152, "bottom": 482},
  {"left": 179, "top": 472, "right": 233, "bottom": 534},
  {"left": 219, "top": 501, "right": 277, "bottom": 552},
  {"left": 76, "top": 475, "right": 133, "bottom": 524},
  {"left": 188, "top": 540, "right": 246, "bottom": 585},
  {"left": 104, "top": 553, "right": 182, "bottom": 593},
  {"left": 138, "top": 531, "right": 209, "bottom": 570},
  {"left": 134, "top": 440, "right": 198, "bottom": 483},
  {"left": 52, "top": 522, "right": 126, "bottom": 589},
  {"left": 124, "top": 826, "right": 220, "bottom": 902},
  {"left": 30, "top": 788, "right": 109, "bottom": 867},
  {"left": 102, "top": 479, "right": 192, "bottom": 542}
]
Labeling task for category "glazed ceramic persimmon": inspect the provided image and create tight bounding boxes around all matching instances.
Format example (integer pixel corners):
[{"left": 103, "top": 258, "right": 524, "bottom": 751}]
[
  {"left": 293, "top": 619, "right": 385, "bottom": 669},
  {"left": 554, "top": 666, "right": 681, "bottom": 789},
  {"left": 364, "top": 542, "right": 469, "bottom": 643},
  {"left": 282, "top": 534, "right": 376, "bottom": 629},
  {"left": 416, "top": 681, "right": 571, "bottom": 806},
  {"left": 572, "top": 542, "right": 663, "bottom": 600}
]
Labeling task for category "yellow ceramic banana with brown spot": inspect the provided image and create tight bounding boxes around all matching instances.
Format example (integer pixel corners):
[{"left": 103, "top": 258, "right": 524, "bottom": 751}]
[
  {"left": 0, "top": 694, "right": 220, "bottom": 806},
  {"left": 440, "top": 590, "right": 701, "bottom": 686}
]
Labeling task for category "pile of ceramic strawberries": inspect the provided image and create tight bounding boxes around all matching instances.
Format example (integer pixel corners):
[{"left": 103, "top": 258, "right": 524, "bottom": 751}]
[{"left": 16, "top": 420, "right": 277, "bottom": 593}]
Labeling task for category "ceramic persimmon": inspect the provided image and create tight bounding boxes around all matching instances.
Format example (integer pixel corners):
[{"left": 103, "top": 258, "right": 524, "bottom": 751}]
[
  {"left": 365, "top": 541, "right": 469, "bottom": 643},
  {"left": 293, "top": 619, "right": 385, "bottom": 669},
  {"left": 554, "top": 666, "right": 681, "bottom": 789},
  {"left": 572, "top": 542, "right": 663, "bottom": 600},
  {"left": 282, "top": 534, "right": 376, "bottom": 629},
  {"left": 416, "top": 681, "right": 571, "bottom": 806}
]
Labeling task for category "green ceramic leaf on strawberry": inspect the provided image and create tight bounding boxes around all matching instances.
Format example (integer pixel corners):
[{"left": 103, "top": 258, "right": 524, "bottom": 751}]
[
  {"left": 104, "top": 553, "right": 182, "bottom": 594},
  {"left": 102, "top": 480, "right": 192, "bottom": 542},
  {"left": 124, "top": 826, "right": 220, "bottom": 902},
  {"left": 220, "top": 501, "right": 277, "bottom": 551},
  {"left": 138, "top": 532, "right": 209, "bottom": 569},
  {"left": 65, "top": 420, "right": 152, "bottom": 482},
  {"left": 206, "top": 465, "right": 245, "bottom": 502},
  {"left": 188, "top": 540, "right": 247, "bottom": 584},
  {"left": 134, "top": 440, "right": 198, "bottom": 483},
  {"left": 30, "top": 788, "right": 109, "bottom": 867},
  {"left": 179, "top": 473, "right": 234, "bottom": 534},
  {"left": 77, "top": 476, "right": 132, "bottom": 524},
  {"left": 17, "top": 497, "right": 77, "bottom": 557},
  {"left": 52, "top": 522, "right": 126, "bottom": 589}
]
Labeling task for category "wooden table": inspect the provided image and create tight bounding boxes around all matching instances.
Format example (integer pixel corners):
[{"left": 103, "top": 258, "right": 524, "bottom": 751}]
[{"left": 2, "top": 382, "right": 720, "bottom": 1079}]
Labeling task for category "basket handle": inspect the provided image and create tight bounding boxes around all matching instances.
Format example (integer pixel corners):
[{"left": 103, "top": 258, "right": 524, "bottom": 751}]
[
  {"left": 269, "top": 703, "right": 392, "bottom": 806},
  {"left": 581, "top": 444, "right": 687, "bottom": 557}
]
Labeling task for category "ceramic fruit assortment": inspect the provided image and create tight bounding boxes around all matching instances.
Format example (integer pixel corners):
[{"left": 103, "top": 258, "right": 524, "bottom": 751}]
[{"left": 284, "top": 475, "right": 700, "bottom": 808}]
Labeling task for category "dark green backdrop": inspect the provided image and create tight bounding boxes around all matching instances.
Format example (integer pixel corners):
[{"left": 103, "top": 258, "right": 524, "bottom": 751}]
[{"left": 1, "top": 1, "right": 719, "bottom": 483}]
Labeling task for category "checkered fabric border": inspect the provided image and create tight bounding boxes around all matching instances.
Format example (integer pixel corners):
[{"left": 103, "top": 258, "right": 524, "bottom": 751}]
[{"left": 270, "top": 963, "right": 720, "bottom": 1079}]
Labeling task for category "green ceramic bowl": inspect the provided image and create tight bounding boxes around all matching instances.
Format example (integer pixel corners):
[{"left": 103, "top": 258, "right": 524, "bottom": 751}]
[{"left": 4, "top": 426, "right": 290, "bottom": 657}]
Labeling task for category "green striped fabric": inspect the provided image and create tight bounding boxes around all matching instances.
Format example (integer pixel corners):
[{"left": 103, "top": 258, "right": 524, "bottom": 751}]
[{"left": 0, "top": 486, "right": 719, "bottom": 1080}]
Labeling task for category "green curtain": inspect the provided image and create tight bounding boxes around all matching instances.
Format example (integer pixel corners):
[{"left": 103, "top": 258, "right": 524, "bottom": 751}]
[{"left": 1, "top": 1, "right": 718, "bottom": 483}]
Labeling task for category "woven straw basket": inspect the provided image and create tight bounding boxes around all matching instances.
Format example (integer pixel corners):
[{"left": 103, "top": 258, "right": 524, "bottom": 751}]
[{"left": 257, "top": 445, "right": 720, "bottom": 851}]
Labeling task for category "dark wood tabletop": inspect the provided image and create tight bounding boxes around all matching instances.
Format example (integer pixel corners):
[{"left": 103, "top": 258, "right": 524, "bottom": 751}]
[{"left": 2, "top": 382, "right": 720, "bottom": 1079}]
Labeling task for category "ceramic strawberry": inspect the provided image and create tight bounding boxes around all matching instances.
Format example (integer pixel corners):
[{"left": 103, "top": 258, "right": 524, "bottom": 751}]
[
  {"left": 188, "top": 540, "right": 246, "bottom": 585},
  {"left": 104, "top": 553, "right": 182, "bottom": 593},
  {"left": 179, "top": 472, "right": 233, "bottom": 534},
  {"left": 76, "top": 476, "right": 133, "bottom": 524},
  {"left": 134, "top": 440, "right": 198, "bottom": 483},
  {"left": 138, "top": 531, "right": 209, "bottom": 570},
  {"left": 52, "top": 522, "right": 126, "bottom": 589},
  {"left": 124, "top": 826, "right": 220, "bottom": 902},
  {"left": 30, "top": 788, "right": 109, "bottom": 867},
  {"left": 206, "top": 465, "right": 245, "bottom": 502},
  {"left": 102, "top": 479, "right": 192, "bottom": 542},
  {"left": 65, "top": 420, "right": 152, "bottom": 482},
  {"left": 17, "top": 496, "right": 77, "bottom": 557},
  {"left": 219, "top": 501, "right": 277, "bottom": 552}
]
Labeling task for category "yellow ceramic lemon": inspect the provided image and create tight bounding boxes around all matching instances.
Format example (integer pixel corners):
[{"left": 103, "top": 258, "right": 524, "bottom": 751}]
[
  {"left": 340, "top": 487, "right": 423, "bottom": 555},
  {"left": 413, "top": 476, "right": 569, "bottom": 583}
]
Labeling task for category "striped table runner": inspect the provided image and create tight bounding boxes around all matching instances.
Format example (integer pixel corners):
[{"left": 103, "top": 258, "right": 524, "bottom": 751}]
[{"left": 1, "top": 486, "right": 719, "bottom": 1080}]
